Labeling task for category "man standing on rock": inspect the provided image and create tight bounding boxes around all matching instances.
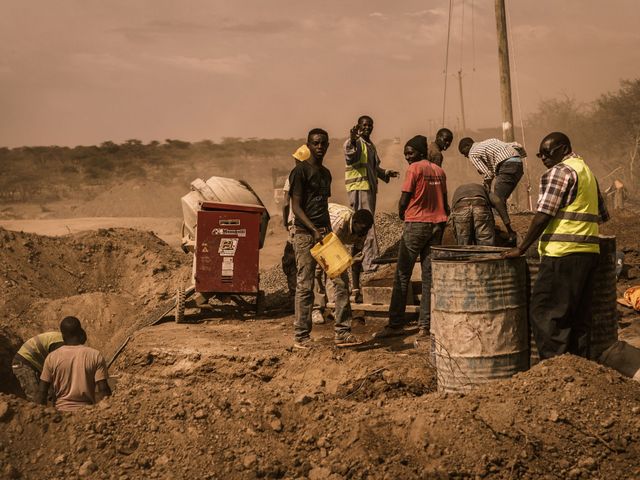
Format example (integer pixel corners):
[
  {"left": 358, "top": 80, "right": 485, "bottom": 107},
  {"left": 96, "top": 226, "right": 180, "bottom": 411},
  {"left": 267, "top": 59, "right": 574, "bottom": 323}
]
[
  {"left": 290, "top": 129, "right": 360, "bottom": 348},
  {"left": 344, "top": 115, "right": 399, "bottom": 271},
  {"left": 427, "top": 128, "right": 454, "bottom": 167},
  {"left": 37, "top": 316, "right": 111, "bottom": 411},
  {"left": 12, "top": 331, "right": 64, "bottom": 401},
  {"left": 503, "top": 132, "right": 609, "bottom": 359},
  {"left": 374, "top": 135, "right": 449, "bottom": 339},
  {"left": 458, "top": 137, "right": 526, "bottom": 203}
]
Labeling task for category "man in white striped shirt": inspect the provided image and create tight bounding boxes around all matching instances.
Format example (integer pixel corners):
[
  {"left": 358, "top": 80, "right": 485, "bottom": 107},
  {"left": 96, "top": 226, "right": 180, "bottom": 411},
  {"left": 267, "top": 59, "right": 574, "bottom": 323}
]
[{"left": 458, "top": 137, "right": 526, "bottom": 203}]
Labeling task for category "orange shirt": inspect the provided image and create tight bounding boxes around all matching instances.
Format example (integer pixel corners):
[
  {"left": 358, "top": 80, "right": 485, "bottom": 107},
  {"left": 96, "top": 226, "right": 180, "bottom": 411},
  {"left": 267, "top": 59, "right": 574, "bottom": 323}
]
[
  {"left": 401, "top": 160, "right": 448, "bottom": 223},
  {"left": 40, "top": 345, "right": 108, "bottom": 412}
]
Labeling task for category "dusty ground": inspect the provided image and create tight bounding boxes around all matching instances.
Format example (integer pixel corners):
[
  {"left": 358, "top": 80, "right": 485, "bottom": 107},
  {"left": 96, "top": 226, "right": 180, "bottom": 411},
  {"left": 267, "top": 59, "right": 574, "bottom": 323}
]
[{"left": 1, "top": 189, "right": 640, "bottom": 478}]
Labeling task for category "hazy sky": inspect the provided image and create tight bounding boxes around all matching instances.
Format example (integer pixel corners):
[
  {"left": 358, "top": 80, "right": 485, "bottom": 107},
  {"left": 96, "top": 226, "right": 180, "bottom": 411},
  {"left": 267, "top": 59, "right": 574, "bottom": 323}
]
[{"left": 1, "top": 0, "right": 639, "bottom": 147}]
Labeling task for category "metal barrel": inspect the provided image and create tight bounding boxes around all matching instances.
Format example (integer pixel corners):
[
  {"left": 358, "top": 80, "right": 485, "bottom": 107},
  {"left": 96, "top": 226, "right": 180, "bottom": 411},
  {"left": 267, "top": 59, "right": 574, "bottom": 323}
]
[
  {"left": 526, "top": 236, "right": 618, "bottom": 363},
  {"left": 431, "top": 251, "right": 529, "bottom": 393},
  {"left": 431, "top": 245, "right": 509, "bottom": 261},
  {"left": 591, "top": 236, "right": 618, "bottom": 360},
  {"left": 525, "top": 256, "right": 541, "bottom": 366}
]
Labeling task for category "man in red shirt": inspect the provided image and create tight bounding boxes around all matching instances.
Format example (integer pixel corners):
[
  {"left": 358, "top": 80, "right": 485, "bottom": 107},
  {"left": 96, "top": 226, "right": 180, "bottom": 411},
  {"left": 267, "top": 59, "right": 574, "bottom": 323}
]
[{"left": 375, "top": 135, "right": 449, "bottom": 338}]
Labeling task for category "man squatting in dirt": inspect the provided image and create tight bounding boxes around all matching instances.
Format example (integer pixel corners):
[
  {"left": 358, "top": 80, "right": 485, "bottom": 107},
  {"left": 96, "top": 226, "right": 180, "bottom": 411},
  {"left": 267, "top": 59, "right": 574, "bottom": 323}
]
[
  {"left": 344, "top": 115, "right": 399, "bottom": 272},
  {"left": 312, "top": 203, "right": 374, "bottom": 324},
  {"left": 289, "top": 128, "right": 360, "bottom": 349},
  {"left": 12, "top": 330, "right": 64, "bottom": 402},
  {"left": 37, "top": 316, "right": 112, "bottom": 411},
  {"left": 375, "top": 135, "right": 449, "bottom": 339},
  {"left": 458, "top": 136, "right": 527, "bottom": 204},
  {"left": 503, "top": 132, "right": 609, "bottom": 359},
  {"left": 281, "top": 144, "right": 311, "bottom": 298}
]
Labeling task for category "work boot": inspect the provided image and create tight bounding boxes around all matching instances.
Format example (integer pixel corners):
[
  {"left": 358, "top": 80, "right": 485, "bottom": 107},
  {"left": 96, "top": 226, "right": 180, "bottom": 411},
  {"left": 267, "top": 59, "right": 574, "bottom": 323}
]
[
  {"left": 312, "top": 309, "right": 326, "bottom": 325},
  {"left": 350, "top": 288, "right": 363, "bottom": 304},
  {"left": 372, "top": 325, "right": 406, "bottom": 339},
  {"left": 334, "top": 332, "right": 362, "bottom": 347},
  {"left": 293, "top": 337, "right": 313, "bottom": 350}
]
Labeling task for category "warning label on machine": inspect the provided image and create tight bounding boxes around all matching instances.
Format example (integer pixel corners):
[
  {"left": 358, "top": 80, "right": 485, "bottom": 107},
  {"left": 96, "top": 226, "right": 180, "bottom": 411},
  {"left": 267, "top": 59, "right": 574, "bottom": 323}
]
[
  {"left": 211, "top": 228, "right": 247, "bottom": 237},
  {"left": 222, "top": 257, "right": 234, "bottom": 277},
  {"left": 218, "top": 238, "right": 239, "bottom": 257}
]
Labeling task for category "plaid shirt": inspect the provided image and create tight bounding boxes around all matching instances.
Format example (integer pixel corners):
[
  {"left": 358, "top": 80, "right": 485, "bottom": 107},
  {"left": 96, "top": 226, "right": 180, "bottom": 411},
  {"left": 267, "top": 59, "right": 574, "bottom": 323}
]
[
  {"left": 469, "top": 138, "right": 524, "bottom": 182},
  {"left": 536, "top": 153, "right": 610, "bottom": 222}
]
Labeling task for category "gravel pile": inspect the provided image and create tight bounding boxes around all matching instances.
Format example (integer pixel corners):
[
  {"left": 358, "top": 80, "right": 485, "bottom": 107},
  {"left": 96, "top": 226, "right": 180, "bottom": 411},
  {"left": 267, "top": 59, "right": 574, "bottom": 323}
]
[{"left": 373, "top": 211, "right": 404, "bottom": 259}]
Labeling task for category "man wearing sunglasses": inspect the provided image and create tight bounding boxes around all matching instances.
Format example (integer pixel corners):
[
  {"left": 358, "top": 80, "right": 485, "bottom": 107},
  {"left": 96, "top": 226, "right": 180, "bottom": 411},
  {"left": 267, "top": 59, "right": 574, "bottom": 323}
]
[{"left": 503, "top": 132, "right": 609, "bottom": 360}]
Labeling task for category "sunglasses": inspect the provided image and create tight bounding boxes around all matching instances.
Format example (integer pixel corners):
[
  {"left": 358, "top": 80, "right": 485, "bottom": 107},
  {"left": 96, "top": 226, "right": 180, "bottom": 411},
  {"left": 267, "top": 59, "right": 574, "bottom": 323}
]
[{"left": 536, "top": 144, "right": 563, "bottom": 159}]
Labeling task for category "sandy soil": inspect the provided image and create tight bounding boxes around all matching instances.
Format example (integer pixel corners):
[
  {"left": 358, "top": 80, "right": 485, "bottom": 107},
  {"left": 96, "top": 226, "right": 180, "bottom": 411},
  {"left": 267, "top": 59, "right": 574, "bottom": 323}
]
[{"left": 1, "top": 186, "right": 640, "bottom": 478}]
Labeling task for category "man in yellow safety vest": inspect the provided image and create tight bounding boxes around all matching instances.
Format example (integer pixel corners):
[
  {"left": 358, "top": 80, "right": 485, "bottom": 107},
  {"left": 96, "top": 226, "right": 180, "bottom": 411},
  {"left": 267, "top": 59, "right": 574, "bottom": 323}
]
[
  {"left": 503, "top": 132, "right": 609, "bottom": 359},
  {"left": 344, "top": 115, "right": 399, "bottom": 271}
]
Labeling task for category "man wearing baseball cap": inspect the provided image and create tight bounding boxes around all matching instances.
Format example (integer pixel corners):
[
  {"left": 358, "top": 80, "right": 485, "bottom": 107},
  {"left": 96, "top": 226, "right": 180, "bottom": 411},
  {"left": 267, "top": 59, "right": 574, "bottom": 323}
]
[{"left": 37, "top": 316, "right": 111, "bottom": 411}]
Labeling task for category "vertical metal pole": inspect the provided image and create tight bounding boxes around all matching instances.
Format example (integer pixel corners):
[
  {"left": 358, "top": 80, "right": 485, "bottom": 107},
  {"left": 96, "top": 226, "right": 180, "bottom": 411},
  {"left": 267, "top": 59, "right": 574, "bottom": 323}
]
[
  {"left": 457, "top": 70, "right": 467, "bottom": 134},
  {"left": 495, "top": 0, "right": 523, "bottom": 208},
  {"left": 495, "top": 0, "right": 514, "bottom": 143}
]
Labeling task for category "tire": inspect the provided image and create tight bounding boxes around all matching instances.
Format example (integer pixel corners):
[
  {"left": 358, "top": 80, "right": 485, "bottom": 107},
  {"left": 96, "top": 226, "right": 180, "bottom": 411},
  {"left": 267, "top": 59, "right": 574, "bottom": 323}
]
[
  {"left": 255, "top": 290, "right": 265, "bottom": 316},
  {"left": 175, "top": 285, "right": 185, "bottom": 323}
]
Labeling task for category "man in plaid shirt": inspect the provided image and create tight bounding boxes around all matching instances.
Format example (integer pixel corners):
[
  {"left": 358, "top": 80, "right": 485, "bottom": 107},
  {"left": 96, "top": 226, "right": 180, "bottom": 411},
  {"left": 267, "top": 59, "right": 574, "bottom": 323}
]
[
  {"left": 503, "top": 132, "right": 609, "bottom": 359},
  {"left": 458, "top": 137, "right": 526, "bottom": 203}
]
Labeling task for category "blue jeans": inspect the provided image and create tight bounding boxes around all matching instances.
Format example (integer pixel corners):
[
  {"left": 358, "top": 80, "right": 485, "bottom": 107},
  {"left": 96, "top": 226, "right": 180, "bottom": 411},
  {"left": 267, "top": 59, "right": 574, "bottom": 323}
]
[{"left": 388, "top": 222, "right": 443, "bottom": 330}]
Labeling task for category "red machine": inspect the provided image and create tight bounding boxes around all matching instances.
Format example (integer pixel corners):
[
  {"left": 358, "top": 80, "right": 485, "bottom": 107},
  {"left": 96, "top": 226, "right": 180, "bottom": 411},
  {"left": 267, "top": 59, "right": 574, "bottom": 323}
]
[
  {"left": 195, "top": 202, "right": 263, "bottom": 292},
  {"left": 175, "top": 201, "right": 266, "bottom": 322}
]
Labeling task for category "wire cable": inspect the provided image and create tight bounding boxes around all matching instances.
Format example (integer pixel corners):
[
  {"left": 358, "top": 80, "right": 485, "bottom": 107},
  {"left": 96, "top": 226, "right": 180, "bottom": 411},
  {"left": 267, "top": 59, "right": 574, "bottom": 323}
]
[
  {"left": 442, "top": 0, "right": 454, "bottom": 126},
  {"left": 504, "top": 1, "right": 533, "bottom": 210}
]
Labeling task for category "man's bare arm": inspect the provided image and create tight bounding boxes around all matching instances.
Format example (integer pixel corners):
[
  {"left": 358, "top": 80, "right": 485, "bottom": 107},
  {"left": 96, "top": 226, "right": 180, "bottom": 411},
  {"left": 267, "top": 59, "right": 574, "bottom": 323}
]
[
  {"left": 398, "top": 192, "right": 412, "bottom": 221},
  {"left": 96, "top": 379, "right": 112, "bottom": 401},
  {"left": 36, "top": 381, "right": 50, "bottom": 406},
  {"left": 291, "top": 193, "right": 321, "bottom": 242}
]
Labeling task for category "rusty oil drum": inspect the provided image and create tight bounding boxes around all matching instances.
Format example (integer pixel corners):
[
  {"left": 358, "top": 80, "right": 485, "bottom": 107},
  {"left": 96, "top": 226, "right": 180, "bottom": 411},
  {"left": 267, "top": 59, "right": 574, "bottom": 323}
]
[{"left": 431, "top": 246, "right": 529, "bottom": 393}]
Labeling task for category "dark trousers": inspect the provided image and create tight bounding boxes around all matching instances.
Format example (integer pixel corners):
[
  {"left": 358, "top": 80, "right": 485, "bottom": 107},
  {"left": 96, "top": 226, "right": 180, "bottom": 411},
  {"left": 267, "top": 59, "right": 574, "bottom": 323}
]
[
  {"left": 494, "top": 160, "right": 524, "bottom": 203},
  {"left": 389, "top": 222, "right": 442, "bottom": 330},
  {"left": 281, "top": 240, "right": 297, "bottom": 295},
  {"left": 530, "top": 253, "right": 599, "bottom": 359}
]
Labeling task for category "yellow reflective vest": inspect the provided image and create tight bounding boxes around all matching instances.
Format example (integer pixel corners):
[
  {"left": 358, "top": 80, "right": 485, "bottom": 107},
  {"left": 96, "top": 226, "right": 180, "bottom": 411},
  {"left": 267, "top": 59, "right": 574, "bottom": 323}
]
[
  {"left": 538, "top": 156, "right": 600, "bottom": 257},
  {"left": 17, "top": 331, "right": 64, "bottom": 372},
  {"left": 345, "top": 140, "right": 370, "bottom": 191}
]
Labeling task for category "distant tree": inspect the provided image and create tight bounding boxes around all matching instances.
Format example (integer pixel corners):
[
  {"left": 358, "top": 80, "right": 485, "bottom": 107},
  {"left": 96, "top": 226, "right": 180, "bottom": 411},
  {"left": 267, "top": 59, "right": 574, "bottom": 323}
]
[
  {"left": 100, "top": 141, "right": 120, "bottom": 153},
  {"left": 593, "top": 79, "right": 640, "bottom": 185},
  {"left": 165, "top": 139, "right": 191, "bottom": 149}
]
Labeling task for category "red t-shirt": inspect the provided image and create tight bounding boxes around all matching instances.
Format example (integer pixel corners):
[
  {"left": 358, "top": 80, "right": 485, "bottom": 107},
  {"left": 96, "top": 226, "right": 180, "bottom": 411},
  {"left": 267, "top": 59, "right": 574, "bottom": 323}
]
[{"left": 401, "top": 160, "right": 448, "bottom": 223}]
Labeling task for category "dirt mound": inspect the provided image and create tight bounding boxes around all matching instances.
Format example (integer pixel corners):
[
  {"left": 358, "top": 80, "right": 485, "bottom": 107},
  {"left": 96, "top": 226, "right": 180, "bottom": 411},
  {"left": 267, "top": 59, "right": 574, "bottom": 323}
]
[
  {"left": 58, "top": 181, "right": 186, "bottom": 218},
  {"left": 1, "top": 344, "right": 638, "bottom": 479},
  {"left": 0, "top": 227, "right": 190, "bottom": 391}
]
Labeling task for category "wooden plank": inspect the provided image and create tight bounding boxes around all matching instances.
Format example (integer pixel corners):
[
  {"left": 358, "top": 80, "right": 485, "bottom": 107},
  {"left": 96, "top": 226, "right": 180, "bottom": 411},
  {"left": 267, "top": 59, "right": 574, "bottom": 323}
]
[{"left": 325, "top": 302, "right": 420, "bottom": 313}]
